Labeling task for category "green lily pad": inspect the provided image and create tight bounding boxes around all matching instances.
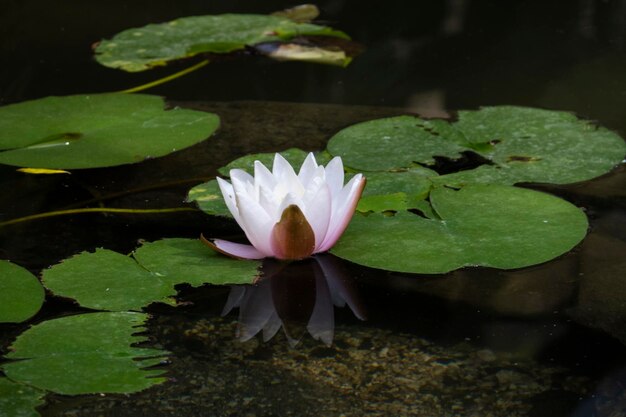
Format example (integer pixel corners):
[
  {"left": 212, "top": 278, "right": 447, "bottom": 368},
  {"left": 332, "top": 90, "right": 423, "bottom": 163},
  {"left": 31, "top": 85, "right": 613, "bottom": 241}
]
[
  {"left": 0, "top": 378, "right": 44, "bottom": 417},
  {"left": 0, "top": 261, "right": 45, "bottom": 323},
  {"left": 187, "top": 179, "right": 231, "bottom": 217},
  {"left": 95, "top": 14, "right": 349, "bottom": 72},
  {"left": 42, "top": 249, "right": 174, "bottom": 311},
  {"left": 132, "top": 238, "right": 261, "bottom": 286},
  {"left": 0, "top": 94, "right": 219, "bottom": 169},
  {"left": 326, "top": 107, "right": 626, "bottom": 185},
  {"left": 42, "top": 239, "right": 259, "bottom": 311},
  {"left": 357, "top": 169, "right": 434, "bottom": 213},
  {"left": 331, "top": 184, "right": 588, "bottom": 274},
  {"left": 2, "top": 312, "right": 166, "bottom": 395}
]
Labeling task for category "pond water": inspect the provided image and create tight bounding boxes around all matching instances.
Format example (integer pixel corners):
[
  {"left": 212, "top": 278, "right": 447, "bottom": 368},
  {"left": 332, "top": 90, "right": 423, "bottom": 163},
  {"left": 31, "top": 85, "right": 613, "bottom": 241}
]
[{"left": 1, "top": 1, "right": 626, "bottom": 416}]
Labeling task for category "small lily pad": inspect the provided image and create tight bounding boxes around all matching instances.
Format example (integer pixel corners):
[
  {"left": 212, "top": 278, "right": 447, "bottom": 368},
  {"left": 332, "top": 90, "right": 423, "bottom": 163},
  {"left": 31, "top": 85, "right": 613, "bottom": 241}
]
[
  {"left": 42, "top": 239, "right": 260, "bottom": 311},
  {"left": 95, "top": 14, "right": 349, "bottom": 72},
  {"left": 0, "top": 94, "right": 219, "bottom": 169},
  {"left": 2, "top": 312, "right": 166, "bottom": 395},
  {"left": 327, "top": 107, "right": 626, "bottom": 185},
  {"left": 0, "top": 378, "right": 44, "bottom": 417},
  {"left": 331, "top": 184, "right": 588, "bottom": 274},
  {"left": 0, "top": 261, "right": 45, "bottom": 323}
]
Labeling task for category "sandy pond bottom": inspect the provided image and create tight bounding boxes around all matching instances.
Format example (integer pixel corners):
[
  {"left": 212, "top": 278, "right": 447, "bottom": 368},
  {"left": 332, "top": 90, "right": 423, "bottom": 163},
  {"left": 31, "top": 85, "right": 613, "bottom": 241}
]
[{"left": 37, "top": 313, "right": 622, "bottom": 417}]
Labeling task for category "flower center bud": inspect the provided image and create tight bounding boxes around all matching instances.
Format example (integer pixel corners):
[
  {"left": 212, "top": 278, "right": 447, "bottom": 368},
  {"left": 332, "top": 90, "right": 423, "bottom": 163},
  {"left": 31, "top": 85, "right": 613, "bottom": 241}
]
[{"left": 270, "top": 204, "right": 316, "bottom": 260}]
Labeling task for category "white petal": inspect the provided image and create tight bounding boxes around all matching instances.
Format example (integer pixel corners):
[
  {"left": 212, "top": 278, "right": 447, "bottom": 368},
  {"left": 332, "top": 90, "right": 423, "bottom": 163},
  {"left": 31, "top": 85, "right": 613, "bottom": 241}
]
[
  {"left": 272, "top": 153, "right": 304, "bottom": 195},
  {"left": 302, "top": 182, "right": 332, "bottom": 251},
  {"left": 254, "top": 160, "right": 276, "bottom": 190},
  {"left": 236, "top": 192, "right": 275, "bottom": 256},
  {"left": 318, "top": 174, "right": 365, "bottom": 252},
  {"left": 229, "top": 168, "right": 254, "bottom": 186},
  {"left": 216, "top": 177, "right": 241, "bottom": 223},
  {"left": 298, "top": 153, "right": 318, "bottom": 186},
  {"left": 324, "top": 157, "right": 345, "bottom": 198},
  {"left": 258, "top": 183, "right": 281, "bottom": 222}
]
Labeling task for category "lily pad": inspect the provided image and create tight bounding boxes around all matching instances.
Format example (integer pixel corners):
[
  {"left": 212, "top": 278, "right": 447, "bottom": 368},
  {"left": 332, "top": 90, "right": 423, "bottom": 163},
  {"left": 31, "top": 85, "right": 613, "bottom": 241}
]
[
  {"left": 0, "top": 261, "right": 45, "bottom": 323},
  {"left": 2, "top": 312, "right": 166, "bottom": 395},
  {"left": 331, "top": 184, "right": 588, "bottom": 274},
  {"left": 132, "top": 238, "right": 261, "bottom": 286},
  {"left": 42, "top": 239, "right": 260, "bottom": 311},
  {"left": 0, "top": 94, "right": 219, "bottom": 169},
  {"left": 357, "top": 169, "right": 434, "bottom": 213},
  {"left": 326, "top": 107, "right": 626, "bottom": 185},
  {"left": 95, "top": 14, "right": 349, "bottom": 72},
  {"left": 187, "top": 179, "right": 231, "bottom": 217},
  {"left": 0, "top": 378, "right": 44, "bottom": 417},
  {"left": 42, "top": 249, "right": 174, "bottom": 311}
]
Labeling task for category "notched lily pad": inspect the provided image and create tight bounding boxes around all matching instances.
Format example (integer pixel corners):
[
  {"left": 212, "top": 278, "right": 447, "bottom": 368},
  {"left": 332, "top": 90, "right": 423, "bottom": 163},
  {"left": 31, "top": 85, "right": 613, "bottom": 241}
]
[
  {"left": 327, "top": 107, "right": 626, "bottom": 185},
  {"left": 331, "top": 184, "right": 588, "bottom": 274},
  {"left": 94, "top": 13, "right": 350, "bottom": 72},
  {"left": 42, "top": 239, "right": 260, "bottom": 312},
  {"left": 0, "top": 378, "right": 44, "bottom": 417},
  {"left": 357, "top": 169, "right": 434, "bottom": 213},
  {"left": 0, "top": 94, "right": 219, "bottom": 169},
  {"left": 0, "top": 260, "right": 45, "bottom": 323},
  {"left": 2, "top": 312, "right": 166, "bottom": 395}
]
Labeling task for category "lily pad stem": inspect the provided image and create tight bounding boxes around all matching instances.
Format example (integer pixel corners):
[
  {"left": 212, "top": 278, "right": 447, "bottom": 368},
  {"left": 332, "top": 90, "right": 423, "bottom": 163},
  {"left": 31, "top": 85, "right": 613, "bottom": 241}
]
[{"left": 117, "top": 59, "right": 210, "bottom": 94}]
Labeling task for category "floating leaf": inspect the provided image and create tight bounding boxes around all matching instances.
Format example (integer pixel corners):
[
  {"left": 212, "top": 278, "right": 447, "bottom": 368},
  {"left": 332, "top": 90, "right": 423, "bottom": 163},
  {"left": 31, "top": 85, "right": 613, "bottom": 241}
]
[
  {"left": 95, "top": 14, "right": 349, "bottom": 72},
  {"left": 0, "top": 261, "right": 45, "bottom": 323},
  {"left": 331, "top": 184, "right": 588, "bottom": 274},
  {"left": 0, "top": 378, "right": 44, "bottom": 417},
  {"left": 2, "top": 312, "right": 166, "bottom": 395},
  {"left": 0, "top": 94, "right": 219, "bottom": 169},
  {"left": 327, "top": 107, "right": 626, "bottom": 185},
  {"left": 42, "top": 239, "right": 260, "bottom": 311},
  {"left": 357, "top": 169, "right": 434, "bottom": 213},
  {"left": 42, "top": 249, "right": 173, "bottom": 311},
  {"left": 187, "top": 179, "right": 231, "bottom": 217},
  {"left": 133, "top": 238, "right": 261, "bottom": 286},
  {"left": 327, "top": 116, "right": 467, "bottom": 171}
]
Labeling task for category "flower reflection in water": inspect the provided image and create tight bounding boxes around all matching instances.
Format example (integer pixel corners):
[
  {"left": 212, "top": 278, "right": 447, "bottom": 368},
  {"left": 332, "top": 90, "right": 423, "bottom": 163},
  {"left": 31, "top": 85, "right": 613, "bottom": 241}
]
[{"left": 222, "top": 254, "right": 366, "bottom": 346}]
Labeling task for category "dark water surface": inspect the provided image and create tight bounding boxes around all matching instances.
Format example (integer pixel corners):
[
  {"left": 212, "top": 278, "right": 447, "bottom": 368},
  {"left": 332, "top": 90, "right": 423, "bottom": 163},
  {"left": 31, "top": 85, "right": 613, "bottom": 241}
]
[{"left": 1, "top": 1, "right": 626, "bottom": 416}]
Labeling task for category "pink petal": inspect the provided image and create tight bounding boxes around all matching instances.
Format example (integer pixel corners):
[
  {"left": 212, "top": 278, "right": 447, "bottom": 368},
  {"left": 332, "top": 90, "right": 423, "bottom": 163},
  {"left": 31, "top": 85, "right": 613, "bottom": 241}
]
[
  {"left": 318, "top": 174, "right": 366, "bottom": 252},
  {"left": 210, "top": 239, "right": 266, "bottom": 260}
]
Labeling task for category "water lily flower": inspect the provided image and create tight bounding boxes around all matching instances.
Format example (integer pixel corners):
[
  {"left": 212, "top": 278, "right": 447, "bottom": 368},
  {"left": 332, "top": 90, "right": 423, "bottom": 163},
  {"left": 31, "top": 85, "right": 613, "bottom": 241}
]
[{"left": 206, "top": 153, "right": 366, "bottom": 260}]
